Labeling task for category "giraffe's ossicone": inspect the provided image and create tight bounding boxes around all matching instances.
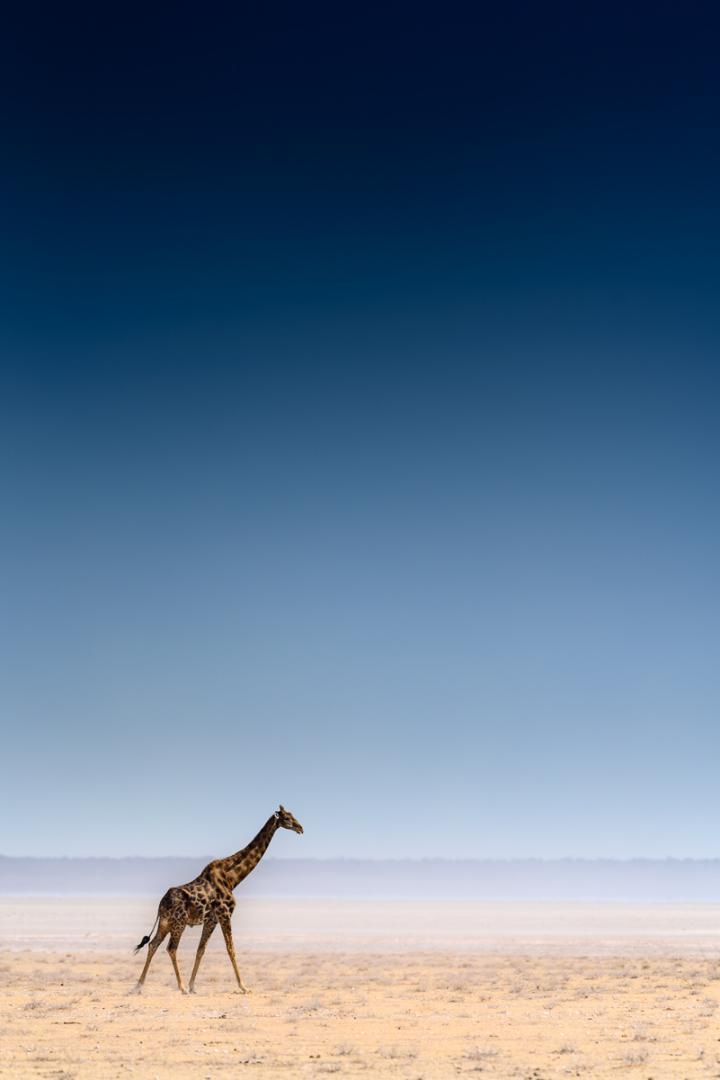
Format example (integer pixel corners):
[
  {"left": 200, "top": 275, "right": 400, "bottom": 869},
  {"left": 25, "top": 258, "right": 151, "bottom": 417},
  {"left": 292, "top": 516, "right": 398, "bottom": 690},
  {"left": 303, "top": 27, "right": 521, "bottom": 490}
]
[{"left": 133, "top": 805, "right": 304, "bottom": 994}]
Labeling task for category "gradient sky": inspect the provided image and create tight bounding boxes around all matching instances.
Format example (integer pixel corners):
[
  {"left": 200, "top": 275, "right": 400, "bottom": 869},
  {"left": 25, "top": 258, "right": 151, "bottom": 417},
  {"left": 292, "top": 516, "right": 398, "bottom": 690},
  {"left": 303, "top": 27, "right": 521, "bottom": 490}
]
[{"left": 2, "top": 2, "right": 720, "bottom": 858}]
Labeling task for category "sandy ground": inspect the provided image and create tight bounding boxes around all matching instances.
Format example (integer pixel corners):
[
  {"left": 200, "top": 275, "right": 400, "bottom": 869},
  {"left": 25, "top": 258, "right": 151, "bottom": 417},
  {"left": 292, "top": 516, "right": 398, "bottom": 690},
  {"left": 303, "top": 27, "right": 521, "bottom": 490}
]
[{"left": 4, "top": 900, "right": 720, "bottom": 1078}]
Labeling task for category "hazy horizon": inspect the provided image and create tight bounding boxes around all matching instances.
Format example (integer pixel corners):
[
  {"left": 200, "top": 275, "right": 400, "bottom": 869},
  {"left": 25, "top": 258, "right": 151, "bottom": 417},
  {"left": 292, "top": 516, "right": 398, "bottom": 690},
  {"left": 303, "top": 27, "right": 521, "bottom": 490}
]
[{"left": 6, "top": 855, "right": 720, "bottom": 903}]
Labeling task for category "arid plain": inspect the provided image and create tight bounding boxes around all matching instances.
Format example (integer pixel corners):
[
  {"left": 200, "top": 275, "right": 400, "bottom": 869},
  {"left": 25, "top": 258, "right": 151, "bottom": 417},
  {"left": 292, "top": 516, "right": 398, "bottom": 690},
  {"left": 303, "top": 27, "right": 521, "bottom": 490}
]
[{"left": 4, "top": 898, "right": 720, "bottom": 1078}]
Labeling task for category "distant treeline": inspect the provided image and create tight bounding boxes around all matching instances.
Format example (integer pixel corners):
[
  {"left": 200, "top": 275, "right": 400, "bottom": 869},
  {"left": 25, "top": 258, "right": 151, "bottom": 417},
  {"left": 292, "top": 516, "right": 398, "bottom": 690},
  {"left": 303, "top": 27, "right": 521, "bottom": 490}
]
[{"left": 3, "top": 857, "right": 720, "bottom": 900}]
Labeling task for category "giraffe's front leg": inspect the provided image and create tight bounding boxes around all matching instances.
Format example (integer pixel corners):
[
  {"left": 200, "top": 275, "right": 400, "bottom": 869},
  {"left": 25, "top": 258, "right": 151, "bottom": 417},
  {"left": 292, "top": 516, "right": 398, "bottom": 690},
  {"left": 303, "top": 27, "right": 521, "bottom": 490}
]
[
  {"left": 188, "top": 916, "right": 217, "bottom": 993},
  {"left": 219, "top": 916, "right": 251, "bottom": 993}
]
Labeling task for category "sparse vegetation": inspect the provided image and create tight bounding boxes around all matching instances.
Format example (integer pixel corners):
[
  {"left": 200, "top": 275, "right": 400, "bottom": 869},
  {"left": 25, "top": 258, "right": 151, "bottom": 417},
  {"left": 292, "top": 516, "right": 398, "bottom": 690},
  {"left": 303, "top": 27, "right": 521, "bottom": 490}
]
[{"left": 6, "top": 928, "right": 720, "bottom": 1077}]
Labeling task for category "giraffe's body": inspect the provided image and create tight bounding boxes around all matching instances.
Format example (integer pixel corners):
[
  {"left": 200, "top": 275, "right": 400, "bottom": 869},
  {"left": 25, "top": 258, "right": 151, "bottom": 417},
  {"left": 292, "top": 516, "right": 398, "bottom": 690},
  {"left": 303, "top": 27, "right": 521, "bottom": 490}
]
[{"left": 134, "top": 805, "right": 303, "bottom": 994}]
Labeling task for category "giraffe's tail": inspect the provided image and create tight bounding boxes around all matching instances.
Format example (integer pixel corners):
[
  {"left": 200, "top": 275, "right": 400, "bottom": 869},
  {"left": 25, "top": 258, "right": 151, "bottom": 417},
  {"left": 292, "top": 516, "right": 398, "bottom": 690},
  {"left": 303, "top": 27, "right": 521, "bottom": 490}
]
[{"left": 134, "top": 913, "right": 159, "bottom": 953}]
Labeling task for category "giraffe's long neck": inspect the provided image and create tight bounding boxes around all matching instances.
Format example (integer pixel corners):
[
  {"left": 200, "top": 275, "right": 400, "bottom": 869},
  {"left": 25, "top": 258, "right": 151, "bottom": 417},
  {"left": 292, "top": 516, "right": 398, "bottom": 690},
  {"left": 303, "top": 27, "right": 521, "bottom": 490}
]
[{"left": 220, "top": 815, "right": 279, "bottom": 891}]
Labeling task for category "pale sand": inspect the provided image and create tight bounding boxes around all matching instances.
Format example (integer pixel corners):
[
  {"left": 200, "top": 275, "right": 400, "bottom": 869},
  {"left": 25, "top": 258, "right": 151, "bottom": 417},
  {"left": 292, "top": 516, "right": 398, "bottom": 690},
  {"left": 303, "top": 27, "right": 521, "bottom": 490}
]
[{"left": 4, "top": 899, "right": 720, "bottom": 1078}]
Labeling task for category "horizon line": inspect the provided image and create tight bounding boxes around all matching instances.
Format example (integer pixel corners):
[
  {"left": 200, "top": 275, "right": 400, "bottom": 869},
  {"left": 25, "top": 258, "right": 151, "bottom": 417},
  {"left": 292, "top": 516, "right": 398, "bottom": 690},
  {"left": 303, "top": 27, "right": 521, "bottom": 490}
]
[{"left": 4, "top": 854, "right": 720, "bottom": 864}]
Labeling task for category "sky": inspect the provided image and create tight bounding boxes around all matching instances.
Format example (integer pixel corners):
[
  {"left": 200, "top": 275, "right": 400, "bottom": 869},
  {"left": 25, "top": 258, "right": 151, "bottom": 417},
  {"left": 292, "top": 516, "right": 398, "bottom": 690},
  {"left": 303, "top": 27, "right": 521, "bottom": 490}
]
[{"left": 2, "top": 2, "right": 720, "bottom": 859}]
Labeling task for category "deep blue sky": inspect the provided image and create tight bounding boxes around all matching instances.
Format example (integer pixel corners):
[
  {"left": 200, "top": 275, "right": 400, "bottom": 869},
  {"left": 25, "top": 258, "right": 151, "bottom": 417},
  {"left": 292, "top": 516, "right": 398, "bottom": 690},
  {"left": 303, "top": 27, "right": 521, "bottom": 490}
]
[{"left": 2, "top": 2, "right": 720, "bottom": 857}]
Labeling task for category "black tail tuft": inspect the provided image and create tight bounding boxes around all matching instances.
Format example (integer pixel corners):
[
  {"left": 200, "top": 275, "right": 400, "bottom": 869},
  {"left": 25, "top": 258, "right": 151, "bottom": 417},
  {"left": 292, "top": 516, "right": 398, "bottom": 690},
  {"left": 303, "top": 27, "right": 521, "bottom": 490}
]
[{"left": 134, "top": 912, "right": 160, "bottom": 953}]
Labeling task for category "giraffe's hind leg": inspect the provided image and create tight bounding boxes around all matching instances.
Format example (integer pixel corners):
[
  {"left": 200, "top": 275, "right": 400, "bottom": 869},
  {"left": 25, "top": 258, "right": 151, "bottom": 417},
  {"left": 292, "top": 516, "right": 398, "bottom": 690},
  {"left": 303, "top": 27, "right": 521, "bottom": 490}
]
[
  {"left": 134, "top": 920, "right": 169, "bottom": 991},
  {"left": 188, "top": 915, "right": 217, "bottom": 993},
  {"left": 167, "top": 924, "right": 188, "bottom": 993}
]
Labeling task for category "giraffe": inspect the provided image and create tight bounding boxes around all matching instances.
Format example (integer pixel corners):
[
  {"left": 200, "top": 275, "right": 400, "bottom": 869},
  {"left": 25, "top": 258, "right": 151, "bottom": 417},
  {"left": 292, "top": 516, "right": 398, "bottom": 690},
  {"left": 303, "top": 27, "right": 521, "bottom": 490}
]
[{"left": 133, "top": 805, "right": 303, "bottom": 994}]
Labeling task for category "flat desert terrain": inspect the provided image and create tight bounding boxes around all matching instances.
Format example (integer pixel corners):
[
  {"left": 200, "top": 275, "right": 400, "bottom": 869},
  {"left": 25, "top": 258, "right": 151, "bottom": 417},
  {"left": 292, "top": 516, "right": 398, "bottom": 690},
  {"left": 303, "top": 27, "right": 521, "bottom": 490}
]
[{"left": 4, "top": 899, "right": 720, "bottom": 1078}]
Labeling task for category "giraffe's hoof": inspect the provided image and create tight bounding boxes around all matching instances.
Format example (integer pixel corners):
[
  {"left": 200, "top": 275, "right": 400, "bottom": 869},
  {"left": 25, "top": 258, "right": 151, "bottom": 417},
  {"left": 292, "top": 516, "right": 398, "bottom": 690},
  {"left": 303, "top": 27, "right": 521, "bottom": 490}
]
[
  {"left": 235, "top": 986, "right": 252, "bottom": 995},
  {"left": 188, "top": 986, "right": 197, "bottom": 995},
  {"left": 130, "top": 984, "right": 143, "bottom": 996},
  {"left": 180, "top": 988, "right": 189, "bottom": 995}
]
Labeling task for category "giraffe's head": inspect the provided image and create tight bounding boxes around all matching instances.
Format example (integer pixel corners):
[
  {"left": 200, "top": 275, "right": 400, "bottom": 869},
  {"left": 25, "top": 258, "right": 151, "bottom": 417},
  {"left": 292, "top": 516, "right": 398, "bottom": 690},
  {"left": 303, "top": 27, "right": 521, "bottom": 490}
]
[{"left": 275, "top": 805, "right": 304, "bottom": 834}]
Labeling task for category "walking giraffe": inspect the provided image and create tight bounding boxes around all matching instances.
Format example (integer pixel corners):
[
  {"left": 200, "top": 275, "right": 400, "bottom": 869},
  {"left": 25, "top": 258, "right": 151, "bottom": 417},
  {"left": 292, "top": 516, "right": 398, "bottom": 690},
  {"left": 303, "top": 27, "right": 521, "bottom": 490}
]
[{"left": 133, "top": 805, "right": 303, "bottom": 993}]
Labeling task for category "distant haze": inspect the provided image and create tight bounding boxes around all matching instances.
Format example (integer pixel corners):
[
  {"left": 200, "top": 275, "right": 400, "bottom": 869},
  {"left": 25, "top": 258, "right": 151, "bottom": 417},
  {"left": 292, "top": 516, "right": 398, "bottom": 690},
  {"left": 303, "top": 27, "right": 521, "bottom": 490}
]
[{"left": 4, "top": 858, "right": 720, "bottom": 903}]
